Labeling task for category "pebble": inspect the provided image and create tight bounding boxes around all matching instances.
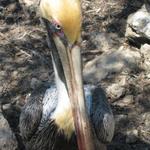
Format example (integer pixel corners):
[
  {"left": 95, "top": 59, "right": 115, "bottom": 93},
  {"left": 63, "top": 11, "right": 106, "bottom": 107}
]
[
  {"left": 114, "top": 95, "right": 134, "bottom": 107},
  {"left": 126, "top": 129, "right": 138, "bottom": 144},
  {"left": 106, "top": 83, "right": 125, "bottom": 99},
  {"left": 115, "top": 114, "right": 128, "bottom": 123},
  {"left": 140, "top": 44, "right": 150, "bottom": 71}
]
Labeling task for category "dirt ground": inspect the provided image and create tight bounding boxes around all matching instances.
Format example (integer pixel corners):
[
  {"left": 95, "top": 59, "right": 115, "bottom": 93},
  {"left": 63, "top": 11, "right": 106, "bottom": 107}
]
[{"left": 0, "top": 0, "right": 150, "bottom": 150}]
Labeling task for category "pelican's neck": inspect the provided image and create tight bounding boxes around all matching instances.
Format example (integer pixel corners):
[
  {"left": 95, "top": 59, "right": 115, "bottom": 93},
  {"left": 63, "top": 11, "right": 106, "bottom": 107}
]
[
  {"left": 51, "top": 54, "right": 69, "bottom": 106},
  {"left": 51, "top": 55, "right": 74, "bottom": 139}
]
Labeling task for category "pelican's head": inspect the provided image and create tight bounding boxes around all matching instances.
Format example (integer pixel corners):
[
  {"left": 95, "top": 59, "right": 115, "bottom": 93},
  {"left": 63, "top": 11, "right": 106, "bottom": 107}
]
[
  {"left": 40, "top": 0, "right": 82, "bottom": 91},
  {"left": 40, "top": 0, "right": 81, "bottom": 43},
  {"left": 40, "top": 1, "right": 94, "bottom": 150}
]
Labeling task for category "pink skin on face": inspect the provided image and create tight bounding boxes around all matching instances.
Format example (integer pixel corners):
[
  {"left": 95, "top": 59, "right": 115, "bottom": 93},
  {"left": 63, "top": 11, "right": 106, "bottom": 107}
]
[{"left": 51, "top": 20, "right": 64, "bottom": 37}]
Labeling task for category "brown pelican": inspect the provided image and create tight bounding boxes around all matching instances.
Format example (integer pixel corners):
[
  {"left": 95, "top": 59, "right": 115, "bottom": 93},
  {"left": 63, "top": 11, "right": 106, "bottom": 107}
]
[{"left": 19, "top": 0, "right": 115, "bottom": 150}]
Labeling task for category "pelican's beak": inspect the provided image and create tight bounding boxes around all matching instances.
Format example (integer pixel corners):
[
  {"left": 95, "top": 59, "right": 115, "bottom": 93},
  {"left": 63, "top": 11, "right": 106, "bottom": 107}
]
[{"left": 42, "top": 18, "right": 94, "bottom": 150}]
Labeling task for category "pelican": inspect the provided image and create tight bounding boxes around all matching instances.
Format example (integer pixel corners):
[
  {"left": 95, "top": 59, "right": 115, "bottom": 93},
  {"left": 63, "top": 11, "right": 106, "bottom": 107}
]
[{"left": 19, "top": 0, "right": 115, "bottom": 150}]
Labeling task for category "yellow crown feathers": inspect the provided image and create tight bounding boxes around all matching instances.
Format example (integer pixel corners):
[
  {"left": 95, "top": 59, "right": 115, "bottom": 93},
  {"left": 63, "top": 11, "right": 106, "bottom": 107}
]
[{"left": 40, "top": 0, "right": 82, "bottom": 43}]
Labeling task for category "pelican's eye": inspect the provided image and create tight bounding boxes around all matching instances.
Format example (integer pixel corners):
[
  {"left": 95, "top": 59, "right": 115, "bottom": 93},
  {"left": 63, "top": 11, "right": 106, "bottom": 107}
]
[
  {"left": 55, "top": 24, "right": 61, "bottom": 31},
  {"left": 52, "top": 20, "right": 64, "bottom": 37},
  {"left": 52, "top": 20, "right": 62, "bottom": 32}
]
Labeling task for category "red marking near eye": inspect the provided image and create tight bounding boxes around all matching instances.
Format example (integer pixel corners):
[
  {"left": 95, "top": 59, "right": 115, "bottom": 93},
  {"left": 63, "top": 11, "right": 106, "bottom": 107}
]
[{"left": 52, "top": 20, "right": 60, "bottom": 26}]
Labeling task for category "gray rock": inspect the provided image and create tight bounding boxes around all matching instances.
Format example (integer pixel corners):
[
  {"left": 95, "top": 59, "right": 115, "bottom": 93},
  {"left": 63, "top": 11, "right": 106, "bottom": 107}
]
[
  {"left": 114, "top": 95, "right": 134, "bottom": 107},
  {"left": 83, "top": 45, "right": 141, "bottom": 83},
  {"left": 143, "top": 113, "right": 150, "bottom": 127},
  {"left": 146, "top": 72, "right": 150, "bottom": 79},
  {"left": 140, "top": 44, "right": 150, "bottom": 71},
  {"left": 19, "top": 0, "right": 40, "bottom": 7},
  {"left": 90, "top": 32, "right": 121, "bottom": 52},
  {"left": 19, "top": 0, "right": 40, "bottom": 17},
  {"left": 115, "top": 114, "right": 128, "bottom": 124},
  {"left": 126, "top": 4, "right": 150, "bottom": 41},
  {"left": 0, "top": 109, "right": 18, "bottom": 150},
  {"left": 140, "top": 113, "right": 150, "bottom": 127},
  {"left": 0, "top": 71, "right": 7, "bottom": 81},
  {"left": 106, "top": 83, "right": 125, "bottom": 99},
  {"left": 139, "top": 113, "right": 150, "bottom": 144},
  {"left": 126, "top": 129, "right": 138, "bottom": 144},
  {"left": 2, "top": 104, "right": 11, "bottom": 111}
]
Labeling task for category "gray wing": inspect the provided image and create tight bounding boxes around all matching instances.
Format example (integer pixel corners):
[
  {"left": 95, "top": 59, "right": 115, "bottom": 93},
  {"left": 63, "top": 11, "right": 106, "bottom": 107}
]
[
  {"left": 90, "top": 86, "right": 115, "bottom": 144},
  {"left": 19, "top": 87, "right": 45, "bottom": 141}
]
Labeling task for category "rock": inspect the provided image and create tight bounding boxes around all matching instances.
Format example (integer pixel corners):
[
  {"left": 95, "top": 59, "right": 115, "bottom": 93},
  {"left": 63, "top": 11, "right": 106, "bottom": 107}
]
[
  {"left": 2, "top": 104, "right": 12, "bottom": 111},
  {"left": 0, "top": 109, "right": 18, "bottom": 150},
  {"left": 139, "top": 113, "right": 150, "bottom": 144},
  {"left": 143, "top": 113, "right": 150, "bottom": 127},
  {"left": 143, "top": 83, "right": 150, "bottom": 95},
  {"left": 19, "top": 0, "right": 40, "bottom": 17},
  {"left": 7, "top": 3, "right": 18, "bottom": 13},
  {"left": 118, "top": 46, "right": 141, "bottom": 70},
  {"left": 106, "top": 83, "right": 125, "bottom": 99},
  {"left": 0, "top": 71, "right": 6, "bottom": 81},
  {"left": 19, "top": 0, "right": 39, "bottom": 7},
  {"left": 115, "top": 114, "right": 128, "bottom": 122},
  {"left": 11, "top": 71, "right": 19, "bottom": 80},
  {"left": 83, "top": 45, "right": 141, "bottom": 83},
  {"left": 114, "top": 95, "right": 134, "bottom": 107},
  {"left": 126, "top": 4, "right": 150, "bottom": 45},
  {"left": 140, "top": 44, "right": 150, "bottom": 71},
  {"left": 126, "top": 129, "right": 138, "bottom": 144},
  {"left": 146, "top": 72, "right": 150, "bottom": 79},
  {"left": 90, "top": 32, "right": 122, "bottom": 52},
  {"left": 117, "top": 75, "right": 127, "bottom": 86}
]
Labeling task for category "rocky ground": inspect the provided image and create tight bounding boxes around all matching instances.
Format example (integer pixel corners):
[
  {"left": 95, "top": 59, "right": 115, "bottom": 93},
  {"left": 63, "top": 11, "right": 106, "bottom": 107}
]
[{"left": 0, "top": 0, "right": 150, "bottom": 150}]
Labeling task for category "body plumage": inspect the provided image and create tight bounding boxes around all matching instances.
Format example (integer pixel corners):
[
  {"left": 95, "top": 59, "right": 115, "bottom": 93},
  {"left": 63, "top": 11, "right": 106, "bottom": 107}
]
[{"left": 20, "top": 84, "right": 114, "bottom": 150}]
